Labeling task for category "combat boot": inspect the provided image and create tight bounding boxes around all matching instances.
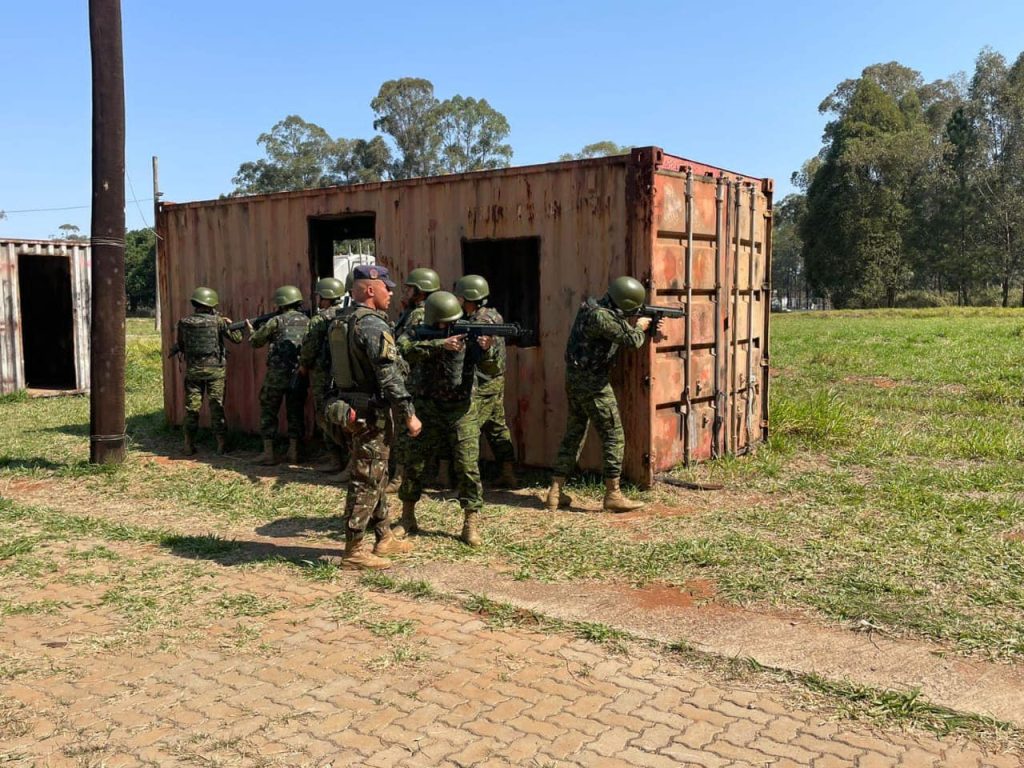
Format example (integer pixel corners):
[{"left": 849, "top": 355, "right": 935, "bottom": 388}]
[
  {"left": 437, "top": 460, "right": 452, "bottom": 489},
  {"left": 259, "top": 439, "right": 277, "bottom": 466},
  {"left": 602, "top": 478, "right": 645, "bottom": 513},
  {"left": 287, "top": 438, "right": 300, "bottom": 465},
  {"left": 544, "top": 476, "right": 572, "bottom": 511},
  {"left": 384, "top": 464, "right": 404, "bottom": 493},
  {"left": 496, "top": 461, "right": 518, "bottom": 489},
  {"left": 215, "top": 434, "right": 227, "bottom": 455},
  {"left": 315, "top": 447, "right": 344, "bottom": 473},
  {"left": 460, "top": 510, "right": 482, "bottom": 548},
  {"left": 337, "top": 454, "right": 354, "bottom": 483},
  {"left": 374, "top": 525, "right": 415, "bottom": 556},
  {"left": 341, "top": 533, "right": 391, "bottom": 570},
  {"left": 391, "top": 500, "right": 419, "bottom": 539},
  {"left": 183, "top": 431, "right": 197, "bottom": 456}
]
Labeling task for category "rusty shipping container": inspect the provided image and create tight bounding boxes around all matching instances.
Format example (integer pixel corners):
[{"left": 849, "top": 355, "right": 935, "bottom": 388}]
[
  {"left": 157, "top": 148, "right": 772, "bottom": 485},
  {"left": 0, "top": 239, "right": 91, "bottom": 396}
]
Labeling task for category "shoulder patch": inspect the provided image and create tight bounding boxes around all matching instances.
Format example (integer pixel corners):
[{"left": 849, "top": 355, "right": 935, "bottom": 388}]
[{"left": 380, "top": 331, "right": 397, "bottom": 362}]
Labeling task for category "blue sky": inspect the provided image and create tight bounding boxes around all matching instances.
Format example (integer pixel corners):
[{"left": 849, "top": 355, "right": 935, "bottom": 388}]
[{"left": 2, "top": 0, "right": 1022, "bottom": 239}]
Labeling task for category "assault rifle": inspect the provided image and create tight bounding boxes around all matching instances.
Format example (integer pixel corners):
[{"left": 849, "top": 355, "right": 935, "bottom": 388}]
[
  {"left": 226, "top": 308, "right": 312, "bottom": 333},
  {"left": 639, "top": 304, "right": 686, "bottom": 335},
  {"left": 410, "top": 321, "right": 536, "bottom": 347}
]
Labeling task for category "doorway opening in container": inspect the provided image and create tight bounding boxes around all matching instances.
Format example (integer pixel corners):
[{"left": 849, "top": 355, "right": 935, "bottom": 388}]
[
  {"left": 461, "top": 237, "right": 540, "bottom": 347},
  {"left": 308, "top": 214, "right": 376, "bottom": 294},
  {"left": 17, "top": 254, "right": 76, "bottom": 390}
]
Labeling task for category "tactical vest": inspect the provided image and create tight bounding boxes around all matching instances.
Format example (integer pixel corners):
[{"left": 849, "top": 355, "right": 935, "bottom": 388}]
[
  {"left": 328, "top": 307, "right": 375, "bottom": 392},
  {"left": 266, "top": 311, "right": 309, "bottom": 371},
  {"left": 565, "top": 299, "right": 620, "bottom": 373},
  {"left": 179, "top": 313, "right": 223, "bottom": 366}
]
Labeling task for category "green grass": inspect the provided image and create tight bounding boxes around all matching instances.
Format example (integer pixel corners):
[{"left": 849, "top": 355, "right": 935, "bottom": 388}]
[{"left": 2, "top": 308, "right": 1024, "bottom": 660}]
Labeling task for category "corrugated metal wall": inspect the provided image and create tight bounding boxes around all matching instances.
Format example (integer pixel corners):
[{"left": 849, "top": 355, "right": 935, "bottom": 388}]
[
  {"left": 158, "top": 150, "right": 771, "bottom": 484},
  {"left": 0, "top": 240, "right": 91, "bottom": 395}
]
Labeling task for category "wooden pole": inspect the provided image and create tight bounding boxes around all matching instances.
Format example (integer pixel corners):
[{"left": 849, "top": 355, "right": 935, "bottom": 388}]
[{"left": 88, "top": 0, "right": 127, "bottom": 464}]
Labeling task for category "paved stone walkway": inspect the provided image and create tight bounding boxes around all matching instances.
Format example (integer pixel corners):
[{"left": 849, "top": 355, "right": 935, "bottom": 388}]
[{"left": 1, "top": 535, "right": 1019, "bottom": 767}]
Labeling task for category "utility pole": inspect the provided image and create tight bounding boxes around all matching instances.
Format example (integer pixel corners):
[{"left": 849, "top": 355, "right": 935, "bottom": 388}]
[{"left": 89, "top": 0, "right": 127, "bottom": 464}]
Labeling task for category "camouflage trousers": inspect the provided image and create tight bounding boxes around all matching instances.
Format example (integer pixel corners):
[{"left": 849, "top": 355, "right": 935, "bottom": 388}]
[
  {"left": 259, "top": 369, "right": 305, "bottom": 440},
  {"left": 343, "top": 415, "right": 392, "bottom": 537},
  {"left": 399, "top": 398, "right": 482, "bottom": 512},
  {"left": 475, "top": 379, "right": 515, "bottom": 464},
  {"left": 552, "top": 376, "right": 625, "bottom": 480},
  {"left": 312, "top": 372, "right": 348, "bottom": 455},
  {"left": 184, "top": 373, "right": 227, "bottom": 437}
]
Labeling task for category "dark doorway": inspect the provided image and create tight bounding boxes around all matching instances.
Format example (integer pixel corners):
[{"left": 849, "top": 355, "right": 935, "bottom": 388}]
[
  {"left": 461, "top": 237, "right": 541, "bottom": 346},
  {"left": 18, "top": 254, "right": 76, "bottom": 389},
  {"left": 308, "top": 214, "right": 376, "bottom": 289}
]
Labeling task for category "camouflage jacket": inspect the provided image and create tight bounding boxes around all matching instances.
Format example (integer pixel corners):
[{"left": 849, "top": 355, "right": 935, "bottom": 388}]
[
  {"left": 467, "top": 305, "right": 506, "bottom": 391},
  {"left": 250, "top": 309, "right": 310, "bottom": 372},
  {"left": 398, "top": 333, "right": 475, "bottom": 403},
  {"left": 342, "top": 307, "right": 415, "bottom": 421},
  {"left": 564, "top": 297, "right": 646, "bottom": 387}
]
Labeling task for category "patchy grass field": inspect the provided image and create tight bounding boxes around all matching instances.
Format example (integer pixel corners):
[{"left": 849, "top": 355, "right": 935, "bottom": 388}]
[{"left": 2, "top": 311, "right": 1024, "bottom": 662}]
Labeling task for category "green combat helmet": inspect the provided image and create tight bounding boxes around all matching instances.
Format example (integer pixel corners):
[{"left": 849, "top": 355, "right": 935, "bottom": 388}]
[
  {"left": 607, "top": 276, "right": 646, "bottom": 314},
  {"left": 273, "top": 284, "right": 303, "bottom": 308},
  {"left": 454, "top": 274, "right": 489, "bottom": 303},
  {"left": 315, "top": 277, "right": 344, "bottom": 300},
  {"left": 191, "top": 286, "right": 219, "bottom": 308},
  {"left": 424, "top": 291, "right": 464, "bottom": 325},
  {"left": 405, "top": 267, "right": 441, "bottom": 294}
]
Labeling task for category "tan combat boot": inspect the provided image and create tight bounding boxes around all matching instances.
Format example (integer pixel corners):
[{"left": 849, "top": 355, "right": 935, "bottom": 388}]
[
  {"left": 315, "top": 447, "right": 344, "bottom": 473},
  {"left": 287, "top": 438, "right": 300, "bottom": 465},
  {"left": 341, "top": 534, "right": 391, "bottom": 570},
  {"left": 496, "top": 461, "right": 518, "bottom": 489},
  {"left": 602, "top": 478, "right": 645, "bottom": 513},
  {"left": 544, "top": 476, "right": 572, "bottom": 511},
  {"left": 259, "top": 439, "right": 277, "bottom": 466},
  {"left": 337, "top": 454, "right": 354, "bottom": 483},
  {"left": 384, "top": 464, "right": 404, "bottom": 493},
  {"left": 391, "top": 500, "right": 419, "bottom": 539},
  {"left": 183, "top": 431, "right": 196, "bottom": 456},
  {"left": 374, "top": 525, "right": 415, "bottom": 556},
  {"left": 437, "top": 460, "right": 452, "bottom": 489},
  {"left": 215, "top": 434, "right": 227, "bottom": 455},
  {"left": 461, "top": 510, "right": 482, "bottom": 548}
]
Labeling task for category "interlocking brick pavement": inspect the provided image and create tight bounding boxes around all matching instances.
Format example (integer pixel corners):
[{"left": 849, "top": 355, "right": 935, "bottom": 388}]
[{"left": 0, "top": 536, "right": 1020, "bottom": 767}]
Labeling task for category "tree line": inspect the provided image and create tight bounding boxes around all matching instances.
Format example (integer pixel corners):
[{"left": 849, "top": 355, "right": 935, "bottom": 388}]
[{"left": 778, "top": 48, "right": 1024, "bottom": 309}]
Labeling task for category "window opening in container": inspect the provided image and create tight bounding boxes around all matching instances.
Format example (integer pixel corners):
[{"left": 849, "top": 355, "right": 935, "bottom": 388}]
[
  {"left": 18, "top": 254, "right": 76, "bottom": 390},
  {"left": 308, "top": 214, "right": 376, "bottom": 292},
  {"left": 461, "top": 237, "right": 540, "bottom": 347}
]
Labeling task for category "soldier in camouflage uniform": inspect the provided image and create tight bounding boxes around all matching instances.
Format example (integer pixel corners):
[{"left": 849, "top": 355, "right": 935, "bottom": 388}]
[
  {"left": 546, "top": 276, "right": 653, "bottom": 513},
  {"left": 454, "top": 275, "right": 518, "bottom": 488},
  {"left": 249, "top": 285, "right": 310, "bottom": 466},
  {"left": 298, "top": 276, "right": 350, "bottom": 475},
  {"left": 321, "top": 264, "right": 422, "bottom": 570},
  {"left": 386, "top": 267, "right": 441, "bottom": 493},
  {"left": 173, "top": 287, "right": 243, "bottom": 456},
  {"left": 395, "top": 291, "right": 485, "bottom": 547}
]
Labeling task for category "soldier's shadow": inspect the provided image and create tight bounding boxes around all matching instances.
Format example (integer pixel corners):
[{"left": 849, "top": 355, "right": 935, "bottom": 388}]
[
  {"left": 255, "top": 516, "right": 342, "bottom": 539},
  {"left": 160, "top": 533, "right": 343, "bottom": 567}
]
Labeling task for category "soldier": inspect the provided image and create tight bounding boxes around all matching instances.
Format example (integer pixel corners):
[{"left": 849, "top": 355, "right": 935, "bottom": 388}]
[
  {"left": 395, "top": 291, "right": 484, "bottom": 547},
  {"left": 387, "top": 267, "right": 441, "bottom": 493},
  {"left": 173, "top": 287, "right": 242, "bottom": 455},
  {"left": 249, "top": 285, "right": 310, "bottom": 466},
  {"left": 321, "top": 264, "right": 422, "bottom": 569},
  {"left": 545, "top": 276, "right": 654, "bottom": 513},
  {"left": 298, "top": 276, "right": 349, "bottom": 475},
  {"left": 454, "top": 274, "right": 517, "bottom": 488}
]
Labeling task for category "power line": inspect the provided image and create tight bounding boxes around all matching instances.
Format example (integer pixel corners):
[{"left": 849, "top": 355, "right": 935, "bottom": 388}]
[{"left": 1, "top": 199, "right": 154, "bottom": 215}]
